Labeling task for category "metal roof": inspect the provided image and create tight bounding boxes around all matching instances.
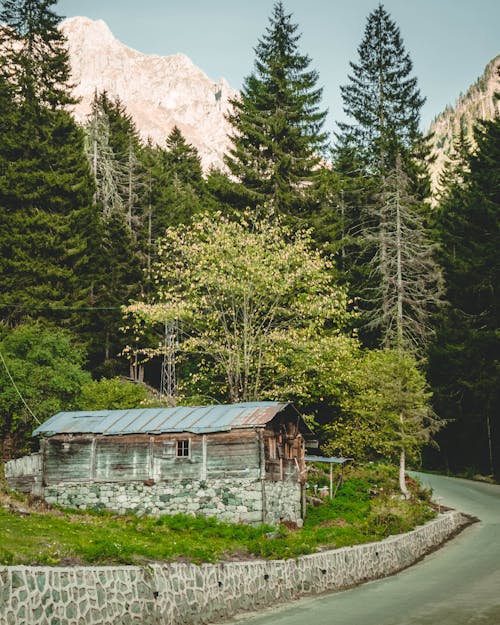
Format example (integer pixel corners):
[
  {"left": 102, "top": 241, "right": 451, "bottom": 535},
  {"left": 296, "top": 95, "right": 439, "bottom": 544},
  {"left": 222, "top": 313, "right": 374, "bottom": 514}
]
[
  {"left": 305, "top": 456, "right": 353, "bottom": 464},
  {"left": 32, "top": 402, "right": 294, "bottom": 437}
]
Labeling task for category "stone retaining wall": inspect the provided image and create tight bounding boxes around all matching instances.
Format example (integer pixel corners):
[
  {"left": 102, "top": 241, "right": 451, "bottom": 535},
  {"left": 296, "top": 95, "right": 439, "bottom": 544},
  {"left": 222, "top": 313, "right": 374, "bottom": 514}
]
[
  {"left": 42, "top": 478, "right": 302, "bottom": 526},
  {"left": 0, "top": 511, "right": 469, "bottom": 625}
]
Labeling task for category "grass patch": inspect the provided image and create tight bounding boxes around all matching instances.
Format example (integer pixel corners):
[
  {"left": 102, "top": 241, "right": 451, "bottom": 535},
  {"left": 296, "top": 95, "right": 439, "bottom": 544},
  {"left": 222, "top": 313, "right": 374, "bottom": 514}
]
[{"left": 0, "top": 463, "right": 436, "bottom": 566}]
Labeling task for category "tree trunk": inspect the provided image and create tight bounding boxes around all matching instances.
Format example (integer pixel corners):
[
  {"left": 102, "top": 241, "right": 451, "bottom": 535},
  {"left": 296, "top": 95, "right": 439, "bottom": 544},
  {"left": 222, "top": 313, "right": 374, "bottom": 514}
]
[
  {"left": 395, "top": 161, "right": 404, "bottom": 347},
  {"left": 486, "top": 412, "right": 494, "bottom": 476},
  {"left": 399, "top": 447, "right": 410, "bottom": 498}
]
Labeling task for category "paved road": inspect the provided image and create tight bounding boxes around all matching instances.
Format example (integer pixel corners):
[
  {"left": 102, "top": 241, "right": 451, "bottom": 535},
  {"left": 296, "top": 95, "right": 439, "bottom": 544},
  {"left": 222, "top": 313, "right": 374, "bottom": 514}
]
[{"left": 225, "top": 473, "right": 500, "bottom": 625}]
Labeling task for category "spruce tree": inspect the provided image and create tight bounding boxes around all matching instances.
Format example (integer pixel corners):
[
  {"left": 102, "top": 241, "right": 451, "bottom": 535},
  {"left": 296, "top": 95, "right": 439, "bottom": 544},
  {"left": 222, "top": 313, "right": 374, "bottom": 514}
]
[
  {"left": 337, "top": 3, "right": 426, "bottom": 177},
  {"left": 225, "top": 1, "right": 328, "bottom": 214},
  {"left": 334, "top": 4, "right": 440, "bottom": 351},
  {"left": 364, "top": 158, "right": 444, "bottom": 352},
  {"left": 84, "top": 93, "right": 126, "bottom": 220},
  {"left": 164, "top": 126, "right": 204, "bottom": 189},
  {"left": 84, "top": 91, "right": 146, "bottom": 234},
  {"left": 0, "top": 0, "right": 99, "bottom": 361},
  {"left": 0, "top": 0, "right": 74, "bottom": 109},
  {"left": 82, "top": 91, "right": 145, "bottom": 373},
  {"left": 144, "top": 126, "right": 205, "bottom": 236}
]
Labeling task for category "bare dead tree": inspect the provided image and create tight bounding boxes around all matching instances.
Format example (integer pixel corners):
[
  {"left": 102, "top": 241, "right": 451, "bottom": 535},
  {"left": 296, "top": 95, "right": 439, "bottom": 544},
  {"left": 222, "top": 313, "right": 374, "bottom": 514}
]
[
  {"left": 83, "top": 94, "right": 145, "bottom": 236},
  {"left": 364, "top": 157, "right": 445, "bottom": 354},
  {"left": 361, "top": 157, "right": 446, "bottom": 496}
]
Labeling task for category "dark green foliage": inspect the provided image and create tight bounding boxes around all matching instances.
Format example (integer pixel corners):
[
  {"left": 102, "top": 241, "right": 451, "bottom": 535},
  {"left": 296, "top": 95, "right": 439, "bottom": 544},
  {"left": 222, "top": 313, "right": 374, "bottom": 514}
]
[
  {"left": 94, "top": 92, "right": 142, "bottom": 158},
  {"left": 164, "top": 126, "right": 204, "bottom": 189},
  {"left": 337, "top": 3, "right": 426, "bottom": 177},
  {"left": 144, "top": 126, "right": 205, "bottom": 235},
  {"left": 86, "top": 213, "right": 143, "bottom": 375},
  {"left": 429, "top": 119, "right": 500, "bottom": 478},
  {"left": 0, "top": 106, "right": 97, "bottom": 320},
  {"left": 224, "top": 1, "right": 328, "bottom": 215},
  {"left": 0, "top": 0, "right": 74, "bottom": 109},
  {"left": 0, "top": 323, "right": 90, "bottom": 459},
  {"left": 333, "top": 5, "right": 437, "bottom": 350},
  {"left": 82, "top": 91, "right": 146, "bottom": 373},
  {"left": 0, "top": 0, "right": 98, "bottom": 342}
]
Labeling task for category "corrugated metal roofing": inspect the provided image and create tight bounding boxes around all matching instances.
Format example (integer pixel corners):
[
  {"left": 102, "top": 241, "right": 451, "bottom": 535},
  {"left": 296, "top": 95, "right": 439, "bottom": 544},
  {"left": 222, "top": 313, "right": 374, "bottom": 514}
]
[
  {"left": 305, "top": 456, "right": 353, "bottom": 464},
  {"left": 32, "top": 402, "right": 293, "bottom": 437}
]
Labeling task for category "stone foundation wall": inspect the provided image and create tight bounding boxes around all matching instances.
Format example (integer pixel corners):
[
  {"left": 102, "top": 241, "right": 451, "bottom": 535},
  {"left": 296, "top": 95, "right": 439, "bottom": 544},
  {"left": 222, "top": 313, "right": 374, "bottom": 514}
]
[
  {"left": 0, "top": 511, "right": 470, "bottom": 625},
  {"left": 262, "top": 480, "right": 303, "bottom": 525},
  {"left": 43, "top": 477, "right": 269, "bottom": 524}
]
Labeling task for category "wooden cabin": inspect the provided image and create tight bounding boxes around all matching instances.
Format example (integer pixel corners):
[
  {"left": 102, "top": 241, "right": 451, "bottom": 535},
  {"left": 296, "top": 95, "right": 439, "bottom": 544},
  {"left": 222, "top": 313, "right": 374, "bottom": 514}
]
[{"left": 5, "top": 402, "right": 310, "bottom": 525}]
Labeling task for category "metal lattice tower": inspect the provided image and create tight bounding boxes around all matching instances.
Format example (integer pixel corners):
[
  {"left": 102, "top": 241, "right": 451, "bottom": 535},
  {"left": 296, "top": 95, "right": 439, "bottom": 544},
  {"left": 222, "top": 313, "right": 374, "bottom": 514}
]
[{"left": 160, "top": 320, "right": 178, "bottom": 405}]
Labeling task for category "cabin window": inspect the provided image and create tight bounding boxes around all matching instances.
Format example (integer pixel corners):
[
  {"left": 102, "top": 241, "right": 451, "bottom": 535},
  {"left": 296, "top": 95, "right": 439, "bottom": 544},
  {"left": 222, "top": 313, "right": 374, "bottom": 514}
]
[{"left": 176, "top": 439, "right": 190, "bottom": 458}]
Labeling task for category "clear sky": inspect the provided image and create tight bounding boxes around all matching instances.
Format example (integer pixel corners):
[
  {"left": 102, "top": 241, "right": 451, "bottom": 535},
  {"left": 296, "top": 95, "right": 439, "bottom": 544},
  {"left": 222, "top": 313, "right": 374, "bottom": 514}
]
[{"left": 56, "top": 0, "right": 499, "bottom": 134}]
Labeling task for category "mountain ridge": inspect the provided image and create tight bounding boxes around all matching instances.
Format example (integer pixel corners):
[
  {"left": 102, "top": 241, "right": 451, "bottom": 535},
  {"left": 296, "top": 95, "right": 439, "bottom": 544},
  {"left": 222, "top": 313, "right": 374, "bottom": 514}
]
[
  {"left": 61, "top": 17, "right": 498, "bottom": 190},
  {"left": 428, "top": 54, "right": 500, "bottom": 196},
  {"left": 61, "top": 16, "right": 237, "bottom": 171}
]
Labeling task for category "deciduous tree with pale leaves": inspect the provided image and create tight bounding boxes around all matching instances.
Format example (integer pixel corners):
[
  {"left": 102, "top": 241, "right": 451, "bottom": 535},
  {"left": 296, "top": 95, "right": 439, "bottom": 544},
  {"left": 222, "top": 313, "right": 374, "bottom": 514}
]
[{"left": 124, "top": 212, "right": 356, "bottom": 404}]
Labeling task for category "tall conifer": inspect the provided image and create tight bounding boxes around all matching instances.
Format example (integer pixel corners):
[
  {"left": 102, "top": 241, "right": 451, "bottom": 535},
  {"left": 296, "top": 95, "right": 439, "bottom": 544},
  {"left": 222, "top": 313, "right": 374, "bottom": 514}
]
[
  {"left": 0, "top": 0, "right": 74, "bottom": 109},
  {"left": 225, "top": 1, "right": 328, "bottom": 214},
  {"left": 430, "top": 119, "right": 500, "bottom": 478},
  {"left": 0, "top": 1, "right": 97, "bottom": 337},
  {"left": 337, "top": 3, "right": 426, "bottom": 177},
  {"left": 82, "top": 91, "right": 145, "bottom": 373},
  {"left": 334, "top": 4, "right": 440, "bottom": 352}
]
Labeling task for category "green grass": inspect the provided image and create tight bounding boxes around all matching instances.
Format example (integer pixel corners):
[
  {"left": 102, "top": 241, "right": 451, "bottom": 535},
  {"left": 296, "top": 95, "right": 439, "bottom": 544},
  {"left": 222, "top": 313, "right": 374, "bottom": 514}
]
[{"left": 0, "top": 463, "right": 436, "bottom": 566}]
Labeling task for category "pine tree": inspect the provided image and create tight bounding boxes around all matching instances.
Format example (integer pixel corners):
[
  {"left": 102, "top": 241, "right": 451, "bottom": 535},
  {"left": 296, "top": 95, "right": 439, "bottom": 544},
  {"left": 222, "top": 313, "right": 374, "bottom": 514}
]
[
  {"left": 333, "top": 5, "right": 443, "bottom": 493},
  {"left": 0, "top": 103, "right": 97, "bottom": 318},
  {"left": 143, "top": 126, "right": 205, "bottom": 238},
  {"left": 94, "top": 93, "right": 146, "bottom": 233},
  {"left": 164, "top": 126, "right": 203, "bottom": 188},
  {"left": 84, "top": 93, "right": 126, "bottom": 220},
  {"left": 84, "top": 91, "right": 146, "bottom": 234},
  {"left": 82, "top": 91, "right": 145, "bottom": 373},
  {"left": 225, "top": 1, "right": 328, "bottom": 214},
  {"left": 365, "top": 158, "right": 444, "bottom": 352}
]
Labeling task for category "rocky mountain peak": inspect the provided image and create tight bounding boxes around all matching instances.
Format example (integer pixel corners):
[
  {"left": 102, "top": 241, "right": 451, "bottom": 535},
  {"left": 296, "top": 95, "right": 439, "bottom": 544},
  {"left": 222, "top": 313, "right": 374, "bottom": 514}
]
[
  {"left": 428, "top": 55, "right": 500, "bottom": 197},
  {"left": 60, "top": 16, "right": 237, "bottom": 171}
]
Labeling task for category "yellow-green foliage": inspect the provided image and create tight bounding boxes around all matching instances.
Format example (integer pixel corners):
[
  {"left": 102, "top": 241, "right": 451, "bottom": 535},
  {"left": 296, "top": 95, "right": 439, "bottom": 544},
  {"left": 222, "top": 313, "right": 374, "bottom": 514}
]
[
  {"left": 124, "top": 211, "right": 358, "bottom": 404},
  {"left": 76, "top": 377, "right": 150, "bottom": 410}
]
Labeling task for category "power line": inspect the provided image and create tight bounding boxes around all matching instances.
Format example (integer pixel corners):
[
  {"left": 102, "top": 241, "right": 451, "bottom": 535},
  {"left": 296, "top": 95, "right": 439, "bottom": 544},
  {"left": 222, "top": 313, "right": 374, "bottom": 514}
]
[
  {"left": 1, "top": 304, "right": 123, "bottom": 311},
  {"left": 0, "top": 350, "right": 41, "bottom": 425}
]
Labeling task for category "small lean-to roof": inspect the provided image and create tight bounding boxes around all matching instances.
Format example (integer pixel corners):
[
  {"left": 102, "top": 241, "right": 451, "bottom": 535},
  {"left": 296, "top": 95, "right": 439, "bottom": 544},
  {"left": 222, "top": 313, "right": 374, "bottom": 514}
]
[
  {"left": 305, "top": 456, "right": 352, "bottom": 464},
  {"left": 32, "top": 402, "right": 296, "bottom": 437}
]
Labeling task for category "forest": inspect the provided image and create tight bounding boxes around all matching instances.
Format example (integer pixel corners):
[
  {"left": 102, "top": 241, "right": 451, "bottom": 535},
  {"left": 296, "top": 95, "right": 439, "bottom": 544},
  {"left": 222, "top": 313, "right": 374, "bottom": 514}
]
[{"left": 0, "top": 0, "right": 498, "bottom": 483}]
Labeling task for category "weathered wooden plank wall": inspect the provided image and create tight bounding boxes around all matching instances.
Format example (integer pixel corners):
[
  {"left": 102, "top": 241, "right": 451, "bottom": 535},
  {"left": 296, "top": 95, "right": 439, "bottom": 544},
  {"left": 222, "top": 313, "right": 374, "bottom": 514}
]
[
  {"left": 44, "top": 439, "right": 93, "bottom": 484},
  {"left": 4, "top": 453, "right": 42, "bottom": 493},
  {"left": 206, "top": 431, "right": 260, "bottom": 478},
  {"left": 42, "top": 430, "right": 262, "bottom": 485}
]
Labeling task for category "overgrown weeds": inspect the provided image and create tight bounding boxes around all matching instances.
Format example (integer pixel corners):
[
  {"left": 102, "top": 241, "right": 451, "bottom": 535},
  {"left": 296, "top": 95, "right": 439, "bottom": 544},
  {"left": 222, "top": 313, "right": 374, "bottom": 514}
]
[{"left": 0, "top": 462, "right": 435, "bottom": 566}]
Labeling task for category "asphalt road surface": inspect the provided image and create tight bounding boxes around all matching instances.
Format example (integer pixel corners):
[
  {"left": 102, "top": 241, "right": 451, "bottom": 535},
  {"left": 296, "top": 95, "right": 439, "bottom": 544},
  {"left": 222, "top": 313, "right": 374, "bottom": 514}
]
[{"left": 224, "top": 473, "right": 500, "bottom": 625}]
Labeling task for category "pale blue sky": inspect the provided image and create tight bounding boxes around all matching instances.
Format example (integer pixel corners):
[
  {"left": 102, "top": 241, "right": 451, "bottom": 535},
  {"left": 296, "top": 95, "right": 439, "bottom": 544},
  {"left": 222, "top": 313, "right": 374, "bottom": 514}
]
[{"left": 56, "top": 0, "right": 499, "bottom": 134}]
